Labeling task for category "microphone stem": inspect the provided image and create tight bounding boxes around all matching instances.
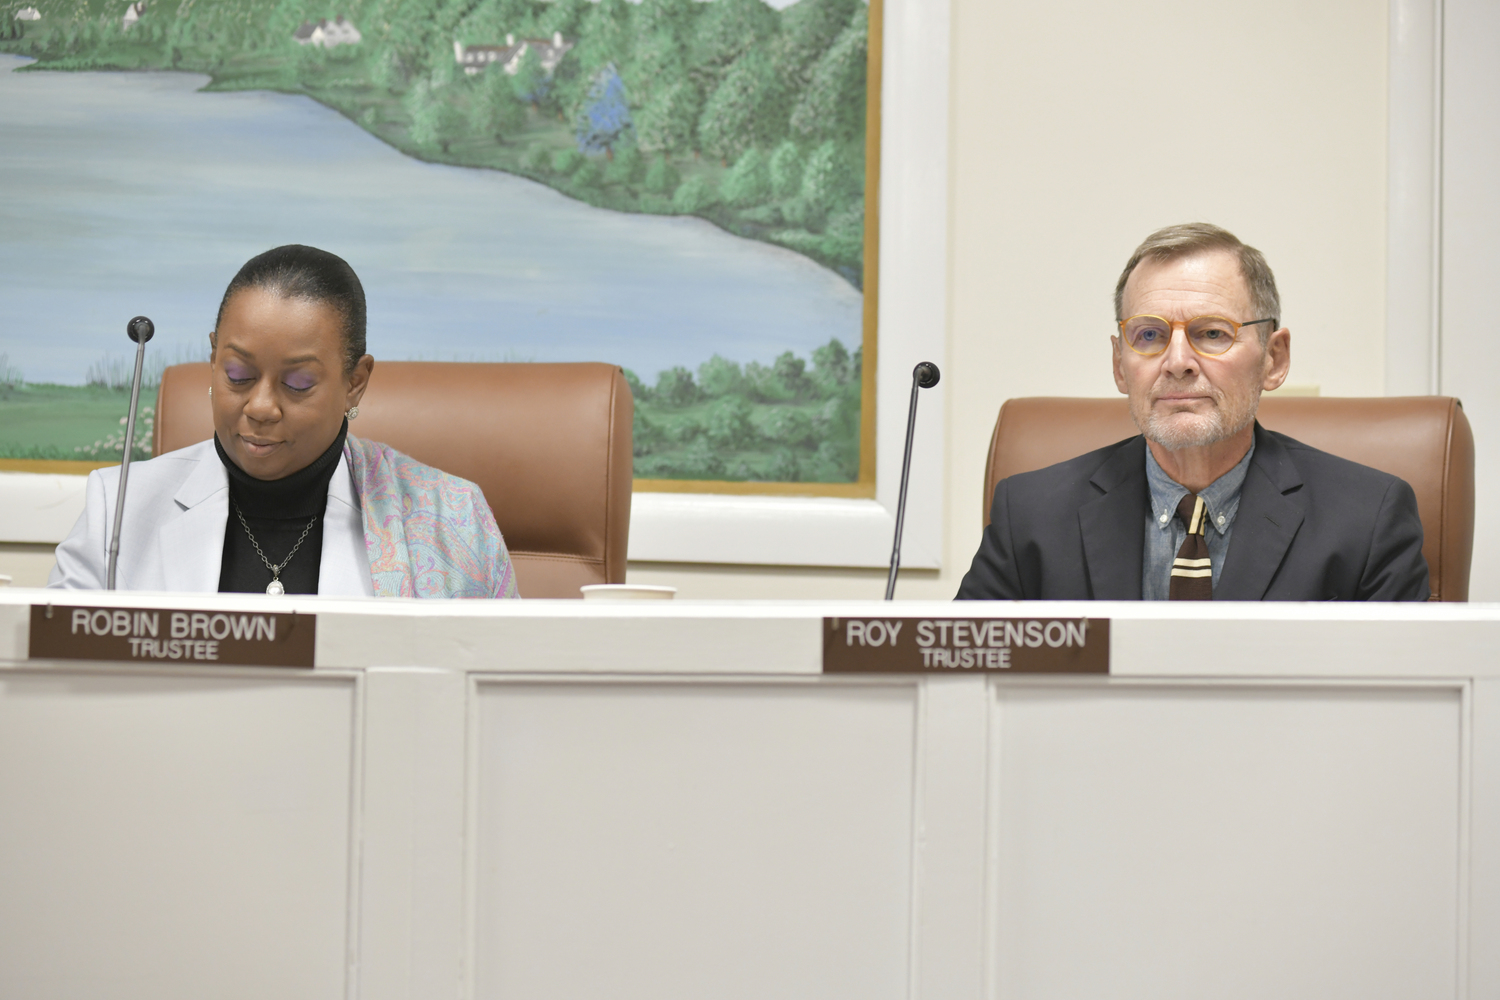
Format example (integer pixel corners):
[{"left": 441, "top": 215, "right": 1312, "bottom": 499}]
[
  {"left": 106, "top": 337, "right": 148, "bottom": 591},
  {"left": 885, "top": 373, "right": 923, "bottom": 600}
]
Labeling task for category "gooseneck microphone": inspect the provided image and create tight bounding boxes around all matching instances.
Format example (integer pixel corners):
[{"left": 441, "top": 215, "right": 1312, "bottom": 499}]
[
  {"left": 106, "top": 316, "right": 155, "bottom": 591},
  {"left": 885, "top": 361, "right": 941, "bottom": 600}
]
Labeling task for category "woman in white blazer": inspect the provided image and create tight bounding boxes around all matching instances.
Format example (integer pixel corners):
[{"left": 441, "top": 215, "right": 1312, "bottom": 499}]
[{"left": 49, "top": 245, "right": 519, "bottom": 598}]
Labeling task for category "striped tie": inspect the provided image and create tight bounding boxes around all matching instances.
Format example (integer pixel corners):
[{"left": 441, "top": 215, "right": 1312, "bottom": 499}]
[{"left": 1169, "top": 493, "right": 1213, "bottom": 600}]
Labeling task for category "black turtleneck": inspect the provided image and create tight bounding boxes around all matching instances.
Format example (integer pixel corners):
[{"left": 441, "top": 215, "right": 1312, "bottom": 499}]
[{"left": 215, "top": 420, "right": 348, "bottom": 594}]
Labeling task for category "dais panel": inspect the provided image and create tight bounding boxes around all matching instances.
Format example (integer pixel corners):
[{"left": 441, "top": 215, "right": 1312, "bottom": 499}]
[
  {"left": 988, "top": 684, "right": 1463, "bottom": 1000},
  {"left": 473, "top": 680, "right": 918, "bottom": 1000},
  {"left": 0, "top": 671, "right": 357, "bottom": 1000}
]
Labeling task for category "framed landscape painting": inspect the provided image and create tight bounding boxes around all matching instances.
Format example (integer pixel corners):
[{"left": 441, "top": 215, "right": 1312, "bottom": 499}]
[{"left": 0, "top": 0, "right": 880, "bottom": 497}]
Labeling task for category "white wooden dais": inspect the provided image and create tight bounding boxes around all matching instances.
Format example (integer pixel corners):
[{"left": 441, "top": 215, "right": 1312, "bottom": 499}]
[{"left": 0, "top": 591, "right": 1495, "bottom": 1000}]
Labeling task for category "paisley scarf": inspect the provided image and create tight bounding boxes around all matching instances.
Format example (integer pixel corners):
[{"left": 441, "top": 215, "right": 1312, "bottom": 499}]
[{"left": 343, "top": 435, "right": 519, "bottom": 599}]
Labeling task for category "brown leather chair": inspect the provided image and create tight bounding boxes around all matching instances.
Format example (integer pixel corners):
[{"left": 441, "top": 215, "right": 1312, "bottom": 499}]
[
  {"left": 154, "top": 362, "right": 633, "bottom": 598},
  {"left": 982, "top": 397, "right": 1475, "bottom": 601}
]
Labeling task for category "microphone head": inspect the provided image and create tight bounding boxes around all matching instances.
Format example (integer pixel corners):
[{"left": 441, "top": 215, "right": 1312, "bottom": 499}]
[
  {"left": 127, "top": 316, "right": 154, "bottom": 344},
  {"left": 913, "top": 361, "right": 941, "bottom": 389}
]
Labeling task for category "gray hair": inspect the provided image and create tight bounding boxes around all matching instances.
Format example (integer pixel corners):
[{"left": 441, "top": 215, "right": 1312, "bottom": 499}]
[{"left": 1113, "top": 223, "right": 1281, "bottom": 342}]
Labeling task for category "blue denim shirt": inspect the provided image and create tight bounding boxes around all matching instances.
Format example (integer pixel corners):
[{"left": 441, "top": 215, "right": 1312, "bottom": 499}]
[{"left": 1142, "top": 443, "right": 1255, "bottom": 600}]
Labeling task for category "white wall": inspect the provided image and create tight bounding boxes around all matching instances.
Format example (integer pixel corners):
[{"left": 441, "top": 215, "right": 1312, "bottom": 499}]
[
  {"left": 0, "top": 544, "right": 55, "bottom": 588},
  {"left": 636, "top": 0, "right": 1393, "bottom": 600},
  {"left": 1439, "top": 0, "right": 1500, "bottom": 601}
]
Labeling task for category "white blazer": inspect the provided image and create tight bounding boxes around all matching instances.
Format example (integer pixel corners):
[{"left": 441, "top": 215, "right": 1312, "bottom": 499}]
[{"left": 48, "top": 438, "right": 376, "bottom": 596}]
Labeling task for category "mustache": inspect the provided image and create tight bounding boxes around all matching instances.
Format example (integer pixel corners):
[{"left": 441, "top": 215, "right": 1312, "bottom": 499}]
[{"left": 1151, "top": 376, "right": 1221, "bottom": 400}]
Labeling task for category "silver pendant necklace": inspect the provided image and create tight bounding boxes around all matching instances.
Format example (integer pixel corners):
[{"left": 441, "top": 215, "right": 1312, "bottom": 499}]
[{"left": 232, "top": 498, "right": 318, "bottom": 595}]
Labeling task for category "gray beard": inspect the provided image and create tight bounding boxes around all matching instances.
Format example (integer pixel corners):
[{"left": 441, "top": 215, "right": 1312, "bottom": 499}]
[{"left": 1133, "top": 381, "right": 1260, "bottom": 451}]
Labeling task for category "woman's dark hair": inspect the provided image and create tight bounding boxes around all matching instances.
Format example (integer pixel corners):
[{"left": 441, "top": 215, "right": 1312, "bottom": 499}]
[{"left": 215, "top": 245, "right": 367, "bottom": 374}]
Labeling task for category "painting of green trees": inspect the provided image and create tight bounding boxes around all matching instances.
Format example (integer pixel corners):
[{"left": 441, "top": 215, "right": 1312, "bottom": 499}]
[{"left": 628, "top": 337, "right": 861, "bottom": 483}]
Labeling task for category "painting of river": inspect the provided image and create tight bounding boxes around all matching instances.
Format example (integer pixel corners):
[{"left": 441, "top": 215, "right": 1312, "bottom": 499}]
[{"left": 0, "top": 0, "right": 873, "bottom": 486}]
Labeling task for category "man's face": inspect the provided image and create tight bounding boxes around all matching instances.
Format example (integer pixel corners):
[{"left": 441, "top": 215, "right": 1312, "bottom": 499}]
[{"left": 1112, "top": 250, "right": 1290, "bottom": 451}]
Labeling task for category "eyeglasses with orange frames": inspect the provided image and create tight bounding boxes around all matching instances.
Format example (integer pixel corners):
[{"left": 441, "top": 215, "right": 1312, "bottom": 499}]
[{"left": 1118, "top": 314, "right": 1278, "bottom": 357}]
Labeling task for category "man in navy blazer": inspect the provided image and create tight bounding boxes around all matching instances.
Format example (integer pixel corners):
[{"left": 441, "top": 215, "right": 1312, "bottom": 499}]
[{"left": 957, "top": 224, "right": 1430, "bottom": 602}]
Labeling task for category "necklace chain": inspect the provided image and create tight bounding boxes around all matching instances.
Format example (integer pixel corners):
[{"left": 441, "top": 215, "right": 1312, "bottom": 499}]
[{"left": 232, "top": 499, "right": 318, "bottom": 587}]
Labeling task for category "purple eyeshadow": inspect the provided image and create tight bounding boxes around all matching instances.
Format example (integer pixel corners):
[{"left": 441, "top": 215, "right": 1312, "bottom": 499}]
[
  {"left": 224, "top": 363, "right": 253, "bottom": 381},
  {"left": 284, "top": 373, "right": 316, "bottom": 391}
]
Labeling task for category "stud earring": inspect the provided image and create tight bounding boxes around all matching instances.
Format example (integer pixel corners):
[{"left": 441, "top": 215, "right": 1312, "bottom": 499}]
[
  {"left": 208, "top": 386, "right": 213, "bottom": 398},
  {"left": 345, "top": 406, "right": 359, "bottom": 420}
]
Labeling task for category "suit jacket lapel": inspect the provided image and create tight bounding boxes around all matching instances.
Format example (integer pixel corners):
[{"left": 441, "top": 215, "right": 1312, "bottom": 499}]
[
  {"left": 1079, "top": 436, "right": 1148, "bottom": 600},
  {"left": 1216, "top": 425, "right": 1307, "bottom": 600},
  {"left": 158, "top": 446, "right": 229, "bottom": 593}
]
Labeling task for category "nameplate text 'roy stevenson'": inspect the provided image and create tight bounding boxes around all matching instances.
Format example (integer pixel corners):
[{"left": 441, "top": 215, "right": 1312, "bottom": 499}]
[{"left": 822, "top": 617, "right": 1109, "bottom": 674}]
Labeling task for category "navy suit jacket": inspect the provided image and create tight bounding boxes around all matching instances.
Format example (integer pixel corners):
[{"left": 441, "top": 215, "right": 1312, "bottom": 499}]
[{"left": 956, "top": 423, "right": 1431, "bottom": 601}]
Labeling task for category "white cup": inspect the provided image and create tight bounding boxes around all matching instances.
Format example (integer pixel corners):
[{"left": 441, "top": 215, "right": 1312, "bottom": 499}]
[{"left": 580, "top": 584, "right": 676, "bottom": 601}]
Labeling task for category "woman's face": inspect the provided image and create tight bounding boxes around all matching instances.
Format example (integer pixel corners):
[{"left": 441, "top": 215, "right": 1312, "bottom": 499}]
[{"left": 210, "top": 287, "right": 373, "bottom": 480}]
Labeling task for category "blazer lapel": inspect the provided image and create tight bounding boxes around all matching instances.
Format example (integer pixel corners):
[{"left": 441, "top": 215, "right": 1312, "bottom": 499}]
[
  {"left": 318, "top": 452, "right": 375, "bottom": 597},
  {"left": 1216, "top": 425, "right": 1307, "bottom": 600},
  {"left": 1079, "top": 436, "right": 1148, "bottom": 600},
  {"left": 158, "top": 447, "right": 229, "bottom": 593}
]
